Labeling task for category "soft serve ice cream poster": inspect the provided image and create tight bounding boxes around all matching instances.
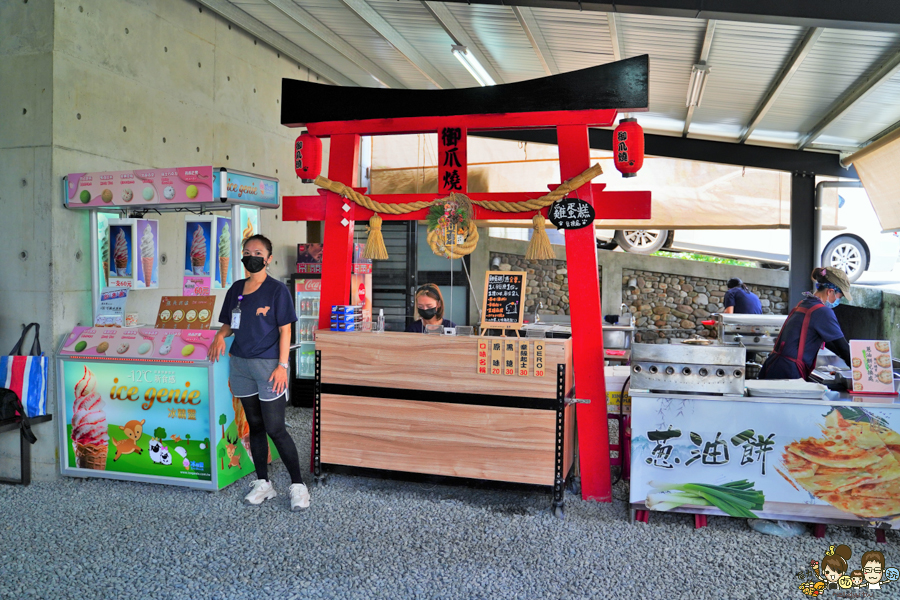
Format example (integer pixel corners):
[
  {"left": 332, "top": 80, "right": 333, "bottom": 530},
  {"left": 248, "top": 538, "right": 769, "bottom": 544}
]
[
  {"left": 183, "top": 219, "right": 212, "bottom": 296},
  {"left": 214, "top": 217, "right": 232, "bottom": 289},
  {"left": 62, "top": 360, "right": 212, "bottom": 481},
  {"left": 108, "top": 223, "right": 133, "bottom": 286},
  {"left": 135, "top": 219, "right": 158, "bottom": 289}
]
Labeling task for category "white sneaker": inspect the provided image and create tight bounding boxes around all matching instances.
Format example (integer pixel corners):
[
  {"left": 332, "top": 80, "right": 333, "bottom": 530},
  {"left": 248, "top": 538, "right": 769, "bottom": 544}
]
[
  {"left": 289, "top": 483, "right": 310, "bottom": 511},
  {"left": 244, "top": 479, "right": 276, "bottom": 505}
]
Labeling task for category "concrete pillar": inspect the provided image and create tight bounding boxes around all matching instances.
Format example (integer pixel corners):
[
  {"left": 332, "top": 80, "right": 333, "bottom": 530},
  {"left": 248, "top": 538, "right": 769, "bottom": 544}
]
[
  {"left": 789, "top": 172, "right": 816, "bottom": 307},
  {"left": 598, "top": 249, "right": 623, "bottom": 320},
  {"left": 0, "top": 0, "right": 58, "bottom": 480}
]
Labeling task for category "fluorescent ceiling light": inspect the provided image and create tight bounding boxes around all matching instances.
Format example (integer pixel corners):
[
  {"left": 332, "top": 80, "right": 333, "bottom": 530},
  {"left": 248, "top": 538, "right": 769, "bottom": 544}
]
[
  {"left": 686, "top": 63, "right": 710, "bottom": 108},
  {"left": 452, "top": 45, "right": 495, "bottom": 87}
]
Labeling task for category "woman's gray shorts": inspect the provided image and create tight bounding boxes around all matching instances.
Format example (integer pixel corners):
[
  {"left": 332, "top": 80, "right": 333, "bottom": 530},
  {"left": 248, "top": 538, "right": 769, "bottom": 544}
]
[{"left": 229, "top": 355, "right": 282, "bottom": 401}]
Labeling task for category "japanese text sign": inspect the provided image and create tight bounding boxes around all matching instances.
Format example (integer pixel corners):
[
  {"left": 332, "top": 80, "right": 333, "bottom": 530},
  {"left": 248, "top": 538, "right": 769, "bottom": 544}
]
[
  {"left": 438, "top": 126, "right": 467, "bottom": 194},
  {"left": 548, "top": 197, "right": 595, "bottom": 230}
]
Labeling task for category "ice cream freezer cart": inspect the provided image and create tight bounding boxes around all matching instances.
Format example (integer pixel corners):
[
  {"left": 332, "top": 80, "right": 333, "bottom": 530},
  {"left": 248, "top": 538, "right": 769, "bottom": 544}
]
[{"left": 56, "top": 326, "right": 278, "bottom": 490}]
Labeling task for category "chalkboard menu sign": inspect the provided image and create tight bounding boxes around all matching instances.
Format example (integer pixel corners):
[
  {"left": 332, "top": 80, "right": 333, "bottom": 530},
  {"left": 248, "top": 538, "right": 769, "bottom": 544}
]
[{"left": 481, "top": 271, "right": 527, "bottom": 333}]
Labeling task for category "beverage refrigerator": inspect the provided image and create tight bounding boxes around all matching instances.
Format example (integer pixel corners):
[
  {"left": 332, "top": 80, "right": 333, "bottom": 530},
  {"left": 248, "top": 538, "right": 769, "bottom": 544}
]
[{"left": 288, "top": 274, "right": 321, "bottom": 407}]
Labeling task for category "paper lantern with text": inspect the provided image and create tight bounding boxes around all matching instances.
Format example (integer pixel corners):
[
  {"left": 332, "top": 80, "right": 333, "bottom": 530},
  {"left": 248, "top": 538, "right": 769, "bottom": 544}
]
[
  {"left": 613, "top": 118, "right": 644, "bottom": 178},
  {"left": 294, "top": 133, "right": 322, "bottom": 182}
]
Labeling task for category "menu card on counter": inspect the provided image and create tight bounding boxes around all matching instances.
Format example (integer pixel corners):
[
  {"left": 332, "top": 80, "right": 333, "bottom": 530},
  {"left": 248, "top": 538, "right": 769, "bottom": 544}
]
[
  {"left": 94, "top": 287, "right": 129, "bottom": 327},
  {"left": 156, "top": 296, "right": 216, "bottom": 329},
  {"left": 59, "top": 326, "right": 216, "bottom": 361},
  {"left": 480, "top": 271, "right": 527, "bottom": 334},
  {"left": 850, "top": 340, "right": 896, "bottom": 394}
]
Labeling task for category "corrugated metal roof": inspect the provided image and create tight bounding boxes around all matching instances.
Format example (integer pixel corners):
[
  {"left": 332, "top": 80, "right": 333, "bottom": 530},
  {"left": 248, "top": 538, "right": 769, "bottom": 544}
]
[
  {"left": 753, "top": 29, "right": 900, "bottom": 144},
  {"left": 527, "top": 8, "right": 615, "bottom": 73},
  {"left": 690, "top": 21, "right": 806, "bottom": 139},
  {"left": 217, "top": 0, "right": 900, "bottom": 152},
  {"left": 298, "top": 0, "right": 433, "bottom": 89},
  {"left": 618, "top": 14, "right": 707, "bottom": 131},
  {"left": 366, "top": 0, "right": 476, "bottom": 89},
  {"left": 444, "top": 3, "right": 545, "bottom": 82}
]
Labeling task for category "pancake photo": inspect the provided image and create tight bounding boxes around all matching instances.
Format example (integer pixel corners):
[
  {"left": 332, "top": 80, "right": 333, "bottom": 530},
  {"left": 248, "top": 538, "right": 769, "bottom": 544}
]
[{"left": 779, "top": 410, "right": 900, "bottom": 519}]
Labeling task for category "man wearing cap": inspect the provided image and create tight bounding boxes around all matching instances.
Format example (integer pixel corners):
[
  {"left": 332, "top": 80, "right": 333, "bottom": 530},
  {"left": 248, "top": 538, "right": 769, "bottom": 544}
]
[
  {"left": 723, "top": 278, "right": 762, "bottom": 315},
  {"left": 758, "top": 267, "right": 852, "bottom": 381}
]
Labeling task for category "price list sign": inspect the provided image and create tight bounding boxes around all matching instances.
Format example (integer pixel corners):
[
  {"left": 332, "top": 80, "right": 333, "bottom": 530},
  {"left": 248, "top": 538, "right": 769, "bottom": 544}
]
[
  {"left": 481, "top": 271, "right": 527, "bottom": 333},
  {"left": 491, "top": 339, "right": 503, "bottom": 376},
  {"left": 534, "top": 341, "right": 546, "bottom": 377},
  {"left": 477, "top": 338, "right": 489, "bottom": 375},
  {"left": 504, "top": 340, "right": 517, "bottom": 376},
  {"left": 518, "top": 341, "right": 530, "bottom": 376}
]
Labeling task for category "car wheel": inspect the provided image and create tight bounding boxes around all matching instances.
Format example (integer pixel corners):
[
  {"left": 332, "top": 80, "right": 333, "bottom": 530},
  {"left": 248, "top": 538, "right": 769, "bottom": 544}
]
[
  {"left": 822, "top": 236, "right": 868, "bottom": 283},
  {"left": 613, "top": 230, "right": 670, "bottom": 254}
]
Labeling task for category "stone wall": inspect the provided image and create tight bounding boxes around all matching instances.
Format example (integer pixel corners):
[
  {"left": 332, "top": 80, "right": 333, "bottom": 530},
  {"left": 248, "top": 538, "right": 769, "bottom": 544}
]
[
  {"left": 623, "top": 268, "right": 788, "bottom": 343},
  {"left": 490, "top": 253, "right": 586, "bottom": 316},
  {"left": 486, "top": 251, "right": 791, "bottom": 340}
]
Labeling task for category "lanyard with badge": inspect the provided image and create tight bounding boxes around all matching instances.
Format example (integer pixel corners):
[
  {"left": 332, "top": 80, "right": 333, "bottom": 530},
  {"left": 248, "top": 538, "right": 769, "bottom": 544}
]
[{"left": 231, "top": 295, "right": 243, "bottom": 329}]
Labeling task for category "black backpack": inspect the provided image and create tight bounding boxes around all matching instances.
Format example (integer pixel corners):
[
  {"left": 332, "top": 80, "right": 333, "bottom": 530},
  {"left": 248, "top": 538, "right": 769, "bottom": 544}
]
[{"left": 0, "top": 388, "right": 37, "bottom": 444}]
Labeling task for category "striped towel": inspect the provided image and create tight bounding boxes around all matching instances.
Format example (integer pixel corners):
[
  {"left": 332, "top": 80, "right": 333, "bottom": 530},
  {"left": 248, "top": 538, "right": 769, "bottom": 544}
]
[{"left": 0, "top": 355, "right": 48, "bottom": 418}]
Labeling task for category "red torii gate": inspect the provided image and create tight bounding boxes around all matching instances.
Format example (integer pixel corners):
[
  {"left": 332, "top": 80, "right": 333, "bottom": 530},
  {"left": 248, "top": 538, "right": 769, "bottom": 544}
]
[{"left": 281, "top": 57, "right": 651, "bottom": 501}]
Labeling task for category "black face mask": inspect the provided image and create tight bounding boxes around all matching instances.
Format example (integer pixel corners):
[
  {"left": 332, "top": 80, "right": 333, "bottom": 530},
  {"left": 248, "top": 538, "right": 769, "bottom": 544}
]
[
  {"left": 419, "top": 307, "right": 438, "bottom": 320},
  {"left": 241, "top": 256, "right": 266, "bottom": 274}
]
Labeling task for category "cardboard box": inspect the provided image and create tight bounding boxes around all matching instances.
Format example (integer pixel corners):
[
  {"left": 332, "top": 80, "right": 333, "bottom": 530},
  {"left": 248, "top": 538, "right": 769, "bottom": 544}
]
[{"left": 605, "top": 366, "right": 632, "bottom": 414}]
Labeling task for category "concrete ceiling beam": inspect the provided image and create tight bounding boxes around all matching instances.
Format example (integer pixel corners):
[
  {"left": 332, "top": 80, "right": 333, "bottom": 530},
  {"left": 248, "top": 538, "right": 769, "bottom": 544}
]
[{"left": 195, "top": 0, "right": 356, "bottom": 86}]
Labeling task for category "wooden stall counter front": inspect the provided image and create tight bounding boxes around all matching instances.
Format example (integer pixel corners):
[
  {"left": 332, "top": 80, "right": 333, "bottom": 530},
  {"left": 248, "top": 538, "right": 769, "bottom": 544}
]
[{"left": 314, "top": 331, "right": 575, "bottom": 515}]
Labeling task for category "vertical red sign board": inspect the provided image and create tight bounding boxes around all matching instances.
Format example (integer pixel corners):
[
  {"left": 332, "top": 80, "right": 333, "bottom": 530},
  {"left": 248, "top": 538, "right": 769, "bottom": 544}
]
[{"left": 438, "top": 126, "right": 467, "bottom": 195}]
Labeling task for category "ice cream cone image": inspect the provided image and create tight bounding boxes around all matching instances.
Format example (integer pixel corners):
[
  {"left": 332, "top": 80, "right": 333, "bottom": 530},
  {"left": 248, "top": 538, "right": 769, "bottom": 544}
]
[
  {"left": 100, "top": 221, "right": 110, "bottom": 285},
  {"left": 142, "top": 257, "right": 154, "bottom": 286},
  {"left": 73, "top": 441, "right": 109, "bottom": 470},
  {"left": 241, "top": 217, "right": 253, "bottom": 277},
  {"left": 190, "top": 224, "right": 207, "bottom": 276},
  {"left": 114, "top": 228, "right": 129, "bottom": 277},
  {"left": 140, "top": 224, "right": 155, "bottom": 286},
  {"left": 71, "top": 366, "right": 109, "bottom": 471},
  {"left": 219, "top": 257, "right": 229, "bottom": 284},
  {"left": 218, "top": 222, "right": 231, "bottom": 286}
]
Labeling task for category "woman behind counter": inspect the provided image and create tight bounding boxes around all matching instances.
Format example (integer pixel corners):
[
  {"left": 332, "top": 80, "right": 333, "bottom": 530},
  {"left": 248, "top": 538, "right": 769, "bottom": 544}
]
[
  {"left": 758, "top": 266, "right": 852, "bottom": 381},
  {"left": 406, "top": 283, "right": 457, "bottom": 333}
]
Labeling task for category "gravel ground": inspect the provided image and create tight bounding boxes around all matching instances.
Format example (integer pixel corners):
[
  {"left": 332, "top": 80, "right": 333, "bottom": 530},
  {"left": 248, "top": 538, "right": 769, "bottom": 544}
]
[{"left": 1, "top": 407, "right": 895, "bottom": 600}]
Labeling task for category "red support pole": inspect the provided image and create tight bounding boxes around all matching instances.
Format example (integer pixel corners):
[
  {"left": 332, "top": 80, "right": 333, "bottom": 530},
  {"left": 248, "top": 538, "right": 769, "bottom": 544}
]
[
  {"left": 558, "top": 124, "right": 611, "bottom": 502},
  {"left": 318, "top": 134, "right": 360, "bottom": 330}
]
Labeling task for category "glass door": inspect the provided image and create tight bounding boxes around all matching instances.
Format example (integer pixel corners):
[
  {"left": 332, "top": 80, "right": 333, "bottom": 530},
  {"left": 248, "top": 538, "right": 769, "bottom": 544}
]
[{"left": 293, "top": 278, "right": 321, "bottom": 379}]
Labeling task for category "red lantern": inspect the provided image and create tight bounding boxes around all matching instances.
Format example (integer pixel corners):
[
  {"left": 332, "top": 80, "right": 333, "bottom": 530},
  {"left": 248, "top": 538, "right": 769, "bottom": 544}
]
[
  {"left": 294, "top": 133, "right": 322, "bottom": 182},
  {"left": 612, "top": 118, "right": 644, "bottom": 178}
]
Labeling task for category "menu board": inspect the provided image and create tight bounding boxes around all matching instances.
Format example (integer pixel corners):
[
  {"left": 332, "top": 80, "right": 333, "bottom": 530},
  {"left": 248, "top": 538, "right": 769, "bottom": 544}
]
[
  {"left": 59, "top": 326, "right": 216, "bottom": 361},
  {"left": 481, "top": 271, "right": 526, "bottom": 331},
  {"left": 156, "top": 296, "right": 217, "bottom": 330},
  {"left": 850, "top": 340, "right": 896, "bottom": 394},
  {"left": 66, "top": 167, "right": 214, "bottom": 208}
]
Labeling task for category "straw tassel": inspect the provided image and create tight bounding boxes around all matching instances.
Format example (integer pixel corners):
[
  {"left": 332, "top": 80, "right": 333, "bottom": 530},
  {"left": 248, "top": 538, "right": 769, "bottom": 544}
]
[
  {"left": 525, "top": 213, "right": 555, "bottom": 260},
  {"left": 363, "top": 214, "right": 389, "bottom": 260}
]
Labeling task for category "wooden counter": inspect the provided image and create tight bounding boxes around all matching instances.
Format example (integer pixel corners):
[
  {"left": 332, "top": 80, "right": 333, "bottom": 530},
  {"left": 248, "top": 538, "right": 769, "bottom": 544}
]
[{"left": 314, "top": 331, "right": 575, "bottom": 504}]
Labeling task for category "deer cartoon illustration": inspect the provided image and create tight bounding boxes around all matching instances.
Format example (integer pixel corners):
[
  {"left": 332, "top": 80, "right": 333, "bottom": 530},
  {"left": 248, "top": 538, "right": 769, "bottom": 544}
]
[
  {"left": 111, "top": 419, "right": 145, "bottom": 461},
  {"left": 225, "top": 433, "right": 241, "bottom": 469}
]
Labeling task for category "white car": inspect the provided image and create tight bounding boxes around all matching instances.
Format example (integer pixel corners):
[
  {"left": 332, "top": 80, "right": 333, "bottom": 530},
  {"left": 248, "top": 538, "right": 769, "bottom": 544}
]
[{"left": 595, "top": 189, "right": 898, "bottom": 282}]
